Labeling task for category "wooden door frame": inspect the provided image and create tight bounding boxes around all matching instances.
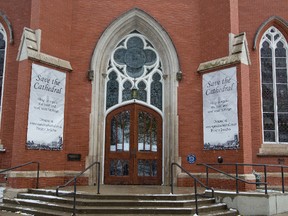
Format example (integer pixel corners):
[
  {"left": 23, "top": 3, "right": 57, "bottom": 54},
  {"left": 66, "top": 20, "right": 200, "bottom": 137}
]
[{"left": 104, "top": 104, "right": 162, "bottom": 185}]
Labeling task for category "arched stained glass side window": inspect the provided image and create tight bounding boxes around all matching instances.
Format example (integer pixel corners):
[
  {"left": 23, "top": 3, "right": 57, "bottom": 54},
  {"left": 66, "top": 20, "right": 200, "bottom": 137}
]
[
  {"left": 106, "top": 71, "right": 119, "bottom": 109},
  {"left": 105, "top": 32, "right": 163, "bottom": 112},
  {"left": 260, "top": 26, "right": 288, "bottom": 143},
  {"left": 151, "top": 73, "right": 162, "bottom": 110},
  {"left": 0, "top": 24, "right": 7, "bottom": 111}
]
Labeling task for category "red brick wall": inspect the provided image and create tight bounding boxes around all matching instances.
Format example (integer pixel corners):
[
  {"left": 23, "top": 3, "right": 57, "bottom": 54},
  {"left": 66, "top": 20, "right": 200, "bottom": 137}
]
[
  {"left": 0, "top": 0, "right": 32, "bottom": 169},
  {"left": 178, "top": 177, "right": 257, "bottom": 192},
  {"left": 6, "top": 176, "right": 88, "bottom": 189},
  {"left": 0, "top": 0, "right": 287, "bottom": 188},
  {"left": 238, "top": 0, "right": 288, "bottom": 166},
  {"left": 238, "top": 64, "right": 253, "bottom": 173},
  {"left": 30, "top": 0, "right": 73, "bottom": 60}
]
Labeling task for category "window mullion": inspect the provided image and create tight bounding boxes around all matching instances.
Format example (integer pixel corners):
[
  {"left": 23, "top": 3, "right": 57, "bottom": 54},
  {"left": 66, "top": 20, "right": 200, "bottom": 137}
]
[{"left": 273, "top": 43, "right": 279, "bottom": 143}]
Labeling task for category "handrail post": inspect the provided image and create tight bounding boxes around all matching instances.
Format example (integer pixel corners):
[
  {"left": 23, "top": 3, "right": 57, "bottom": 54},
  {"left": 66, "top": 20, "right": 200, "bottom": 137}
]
[
  {"left": 55, "top": 161, "right": 101, "bottom": 213},
  {"left": 264, "top": 165, "right": 267, "bottom": 194},
  {"left": 36, "top": 162, "right": 40, "bottom": 189},
  {"left": 172, "top": 163, "right": 215, "bottom": 215},
  {"left": 281, "top": 166, "right": 284, "bottom": 193},
  {"left": 97, "top": 162, "right": 100, "bottom": 194},
  {"left": 0, "top": 161, "right": 40, "bottom": 189},
  {"left": 206, "top": 166, "right": 209, "bottom": 186},
  {"left": 72, "top": 178, "right": 77, "bottom": 216},
  {"left": 194, "top": 179, "right": 198, "bottom": 215},
  {"left": 235, "top": 163, "right": 239, "bottom": 194},
  {"left": 171, "top": 163, "right": 174, "bottom": 194}
]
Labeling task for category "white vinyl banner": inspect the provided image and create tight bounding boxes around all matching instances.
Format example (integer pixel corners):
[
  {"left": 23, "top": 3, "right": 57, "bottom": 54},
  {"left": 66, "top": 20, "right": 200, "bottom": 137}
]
[
  {"left": 26, "top": 64, "right": 66, "bottom": 150},
  {"left": 203, "top": 67, "right": 239, "bottom": 150}
]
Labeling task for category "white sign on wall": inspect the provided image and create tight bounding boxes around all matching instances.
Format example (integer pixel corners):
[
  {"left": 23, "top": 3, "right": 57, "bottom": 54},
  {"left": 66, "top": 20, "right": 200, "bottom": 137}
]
[
  {"left": 26, "top": 64, "right": 66, "bottom": 150},
  {"left": 203, "top": 67, "right": 239, "bottom": 150}
]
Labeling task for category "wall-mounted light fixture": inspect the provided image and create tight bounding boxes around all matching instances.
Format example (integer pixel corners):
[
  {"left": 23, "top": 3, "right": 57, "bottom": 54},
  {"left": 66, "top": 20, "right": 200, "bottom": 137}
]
[
  {"left": 176, "top": 71, "right": 183, "bottom": 81},
  {"left": 217, "top": 156, "right": 223, "bottom": 164},
  {"left": 0, "top": 144, "right": 6, "bottom": 152},
  {"left": 131, "top": 86, "right": 138, "bottom": 99}
]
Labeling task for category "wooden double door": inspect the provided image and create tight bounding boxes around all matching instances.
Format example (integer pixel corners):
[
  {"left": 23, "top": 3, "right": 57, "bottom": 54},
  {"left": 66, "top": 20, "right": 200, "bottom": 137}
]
[{"left": 104, "top": 104, "right": 162, "bottom": 185}]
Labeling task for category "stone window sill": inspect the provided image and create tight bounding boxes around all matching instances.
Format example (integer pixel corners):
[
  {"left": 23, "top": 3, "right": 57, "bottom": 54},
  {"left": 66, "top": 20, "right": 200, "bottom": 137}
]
[{"left": 257, "top": 144, "right": 288, "bottom": 157}]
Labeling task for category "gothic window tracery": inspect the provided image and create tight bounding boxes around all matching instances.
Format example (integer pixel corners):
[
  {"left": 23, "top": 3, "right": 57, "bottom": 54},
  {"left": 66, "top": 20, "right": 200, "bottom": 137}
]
[
  {"left": 260, "top": 26, "right": 288, "bottom": 143},
  {"left": 105, "top": 33, "right": 163, "bottom": 112}
]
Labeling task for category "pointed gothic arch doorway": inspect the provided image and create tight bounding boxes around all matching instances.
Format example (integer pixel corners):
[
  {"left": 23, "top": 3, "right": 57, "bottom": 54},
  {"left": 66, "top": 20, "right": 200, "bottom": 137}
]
[{"left": 89, "top": 8, "right": 180, "bottom": 186}]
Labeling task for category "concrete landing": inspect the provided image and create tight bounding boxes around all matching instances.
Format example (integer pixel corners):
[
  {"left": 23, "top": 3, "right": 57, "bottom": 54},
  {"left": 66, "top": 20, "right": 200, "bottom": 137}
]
[
  {"left": 206, "top": 190, "right": 288, "bottom": 216},
  {"left": 57, "top": 184, "right": 201, "bottom": 195}
]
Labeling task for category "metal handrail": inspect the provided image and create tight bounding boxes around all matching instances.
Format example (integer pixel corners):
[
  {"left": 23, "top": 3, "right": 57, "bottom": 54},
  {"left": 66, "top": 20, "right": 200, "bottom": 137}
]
[
  {"left": 171, "top": 162, "right": 214, "bottom": 215},
  {"left": 197, "top": 163, "right": 288, "bottom": 194},
  {"left": 55, "top": 161, "right": 100, "bottom": 216},
  {"left": 0, "top": 161, "right": 40, "bottom": 189}
]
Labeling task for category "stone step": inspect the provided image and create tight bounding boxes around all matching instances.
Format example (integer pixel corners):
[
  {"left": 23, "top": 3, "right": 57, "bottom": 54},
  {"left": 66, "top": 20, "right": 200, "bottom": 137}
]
[
  {"left": 0, "top": 203, "right": 70, "bottom": 216},
  {"left": 28, "top": 188, "right": 197, "bottom": 200},
  {"left": 2, "top": 197, "right": 228, "bottom": 214},
  {"left": 0, "top": 202, "right": 231, "bottom": 215},
  {"left": 17, "top": 193, "right": 215, "bottom": 207},
  {"left": 0, "top": 205, "right": 239, "bottom": 216},
  {"left": 0, "top": 188, "right": 238, "bottom": 215}
]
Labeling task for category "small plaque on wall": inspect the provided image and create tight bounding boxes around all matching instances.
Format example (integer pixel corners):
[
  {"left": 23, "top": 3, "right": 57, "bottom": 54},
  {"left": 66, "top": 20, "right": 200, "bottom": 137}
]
[
  {"left": 67, "top": 154, "right": 81, "bottom": 161},
  {"left": 187, "top": 154, "right": 196, "bottom": 164}
]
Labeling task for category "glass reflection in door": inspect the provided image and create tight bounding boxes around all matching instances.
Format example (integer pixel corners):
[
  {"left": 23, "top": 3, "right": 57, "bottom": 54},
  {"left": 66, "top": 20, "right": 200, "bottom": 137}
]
[
  {"left": 137, "top": 111, "right": 157, "bottom": 152},
  {"left": 110, "top": 111, "right": 130, "bottom": 152}
]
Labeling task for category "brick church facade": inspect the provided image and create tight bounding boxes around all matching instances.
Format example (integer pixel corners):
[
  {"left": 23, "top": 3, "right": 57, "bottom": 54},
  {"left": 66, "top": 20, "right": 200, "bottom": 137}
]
[{"left": 0, "top": 0, "right": 288, "bottom": 189}]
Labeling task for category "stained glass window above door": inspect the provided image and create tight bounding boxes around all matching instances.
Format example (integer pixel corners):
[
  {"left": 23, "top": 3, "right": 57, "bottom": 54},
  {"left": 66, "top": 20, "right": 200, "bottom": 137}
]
[{"left": 106, "top": 32, "right": 163, "bottom": 111}]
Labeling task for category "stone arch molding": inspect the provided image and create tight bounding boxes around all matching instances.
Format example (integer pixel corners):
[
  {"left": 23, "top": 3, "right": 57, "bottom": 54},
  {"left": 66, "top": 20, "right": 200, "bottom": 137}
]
[
  {"left": 0, "top": 11, "right": 14, "bottom": 44},
  {"left": 89, "top": 8, "right": 180, "bottom": 185},
  {"left": 253, "top": 16, "right": 288, "bottom": 50}
]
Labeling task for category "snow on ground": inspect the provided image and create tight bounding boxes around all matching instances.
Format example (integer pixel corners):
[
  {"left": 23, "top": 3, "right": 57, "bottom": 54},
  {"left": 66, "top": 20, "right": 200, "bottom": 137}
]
[
  {"left": 0, "top": 187, "right": 4, "bottom": 202},
  {"left": 0, "top": 187, "right": 34, "bottom": 215}
]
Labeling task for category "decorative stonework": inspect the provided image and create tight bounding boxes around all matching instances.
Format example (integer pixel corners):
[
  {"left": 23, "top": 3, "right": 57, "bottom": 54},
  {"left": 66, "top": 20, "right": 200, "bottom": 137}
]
[
  {"left": 197, "top": 32, "right": 250, "bottom": 73},
  {"left": 197, "top": 55, "right": 241, "bottom": 73},
  {"left": 0, "top": 11, "right": 13, "bottom": 44},
  {"left": 17, "top": 27, "right": 72, "bottom": 71},
  {"left": 106, "top": 33, "right": 163, "bottom": 112},
  {"left": 89, "top": 8, "right": 180, "bottom": 185},
  {"left": 113, "top": 36, "right": 157, "bottom": 78},
  {"left": 253, "top": 16, "right": 288, "bottom": 50}
]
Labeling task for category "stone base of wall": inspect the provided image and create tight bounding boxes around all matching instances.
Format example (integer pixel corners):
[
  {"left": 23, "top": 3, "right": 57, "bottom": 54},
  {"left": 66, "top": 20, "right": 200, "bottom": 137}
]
[{"left": 206, "top": 190, "right": 288, "bottom": 215}]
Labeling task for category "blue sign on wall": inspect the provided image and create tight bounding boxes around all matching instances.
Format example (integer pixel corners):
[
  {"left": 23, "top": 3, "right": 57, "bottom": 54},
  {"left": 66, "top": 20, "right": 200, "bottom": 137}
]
[{"left": 187, "top": 154, "right": 196, "bottom": 164}]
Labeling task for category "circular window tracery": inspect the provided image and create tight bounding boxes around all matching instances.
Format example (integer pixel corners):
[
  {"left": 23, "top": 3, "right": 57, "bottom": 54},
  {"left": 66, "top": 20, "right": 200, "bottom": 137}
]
[
  {"left": 106, "top": 33, "right": 163, "bottom": 112},
  {"left": 113, "top": 36, "right": 157, "bottom": 78}
]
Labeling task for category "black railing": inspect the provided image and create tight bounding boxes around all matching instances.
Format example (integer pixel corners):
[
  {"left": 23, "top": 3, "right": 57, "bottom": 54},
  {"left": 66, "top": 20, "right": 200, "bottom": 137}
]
[
  {"left": 171, "top": 162, "right": 214, "bottom": 215},
  {"left": 0, "top": 161, "right": 40, "bottom": 189},
  {"left": 198, "top": 163, "right": 288, "bottom": 194},
  {"left": 56, "top": 161, "right": 100, "bottom": 216}
]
